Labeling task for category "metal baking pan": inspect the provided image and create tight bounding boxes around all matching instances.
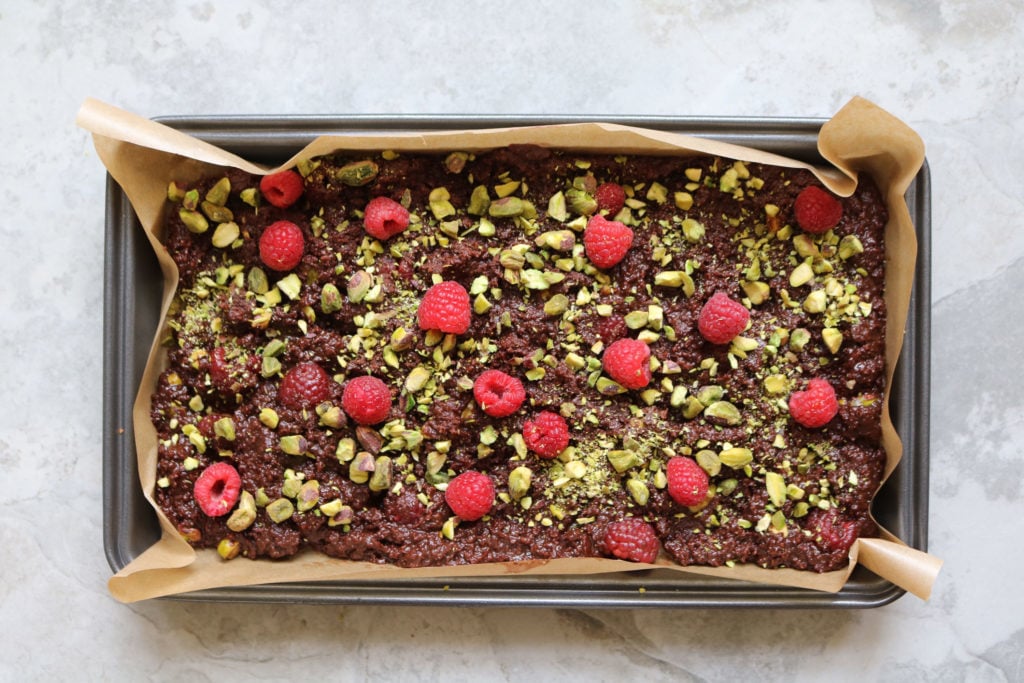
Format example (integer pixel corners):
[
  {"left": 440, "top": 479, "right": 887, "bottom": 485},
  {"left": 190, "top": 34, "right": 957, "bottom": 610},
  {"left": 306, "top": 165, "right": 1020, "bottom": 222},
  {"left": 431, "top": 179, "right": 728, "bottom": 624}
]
[{"left": 102, "top": 115, "right": 930, "bottom": 607}]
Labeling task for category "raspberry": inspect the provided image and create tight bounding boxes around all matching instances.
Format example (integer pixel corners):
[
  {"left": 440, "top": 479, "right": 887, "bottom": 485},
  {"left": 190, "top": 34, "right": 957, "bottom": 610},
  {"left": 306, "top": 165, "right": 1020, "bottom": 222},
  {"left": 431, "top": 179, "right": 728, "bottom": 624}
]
[
  {"left": 259, "top": 170, "right": 305, "bottom": 209},
  {"left": 209, "top": 347, "right": 257, "bottom": 396},
  {"left": 601, "top": 338, "right": 651, "bottom": 390},
  {"left": 794, "top": 185, "right": 843, "bottom": 234},
  {"left": 342, "top": 375, "right": 392, "bottom": 425},
  {"left": 788, "top": 378, "right": 839, "bottom": 428},
  {"left": 209, "top": 346, "right": 236, "bottom": 394},
  {"left": 806, "top": 508, "right": 859, "bottom": 552},
  {"left": 363, "top": 196, "right": 410, "bottom": 241},
  {"left": 594, "top": 182, "right": 626, "bottom": 216},
  {"left": 196, "top": 413, "right": 221, "bottom": 438},
  {"left": 666, "top": 456, "right": 709, "bottom": 507},
  {"left": 583, "top": 215, "right": 634, "bottom": 269},
  {"left": 193, "top": 462, "right": 242, "bottom": 517},
  {"left": 278, "top": 361, "right": 332, "bottom": 410},
  {"left": 444, "top": 470, "right": 495, "bottom": 521},
  {"left": 603, "top": 519, "right": 660, "bottom": 564},
  {"left": 259, "top": 220, "right": 305, "bottom": 271},
  {"left": 473, "top": 369, "right": 526, "bottom": 418},
  {"left": 522, "top": 411, "right": 570, "bottom": 459},
  {"left": 698, "top": 291, "right": 750, "bottom": 344},
  {"left": 417, "top": 281, "right": 471, "bottom": 335}
]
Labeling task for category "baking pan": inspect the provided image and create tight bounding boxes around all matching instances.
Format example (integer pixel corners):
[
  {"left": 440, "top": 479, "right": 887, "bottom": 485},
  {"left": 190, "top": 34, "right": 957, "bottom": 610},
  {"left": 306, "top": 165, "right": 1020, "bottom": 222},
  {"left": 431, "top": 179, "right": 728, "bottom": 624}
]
[{"left": 102, "top": 115, "right": 930, "bottom": 607}]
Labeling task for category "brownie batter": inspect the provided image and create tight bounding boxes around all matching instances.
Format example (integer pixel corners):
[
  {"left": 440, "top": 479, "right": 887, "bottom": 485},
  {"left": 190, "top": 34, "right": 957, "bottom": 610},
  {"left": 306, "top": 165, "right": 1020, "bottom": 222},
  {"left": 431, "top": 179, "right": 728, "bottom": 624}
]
[{"left": 151, "top": 146, "right": 888, "bottom": 573}]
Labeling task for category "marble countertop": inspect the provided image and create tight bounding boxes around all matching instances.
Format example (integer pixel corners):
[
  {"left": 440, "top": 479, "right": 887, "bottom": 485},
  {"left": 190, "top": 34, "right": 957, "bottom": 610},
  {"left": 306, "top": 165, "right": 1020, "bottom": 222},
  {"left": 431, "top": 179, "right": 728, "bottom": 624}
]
[{"left": 3, "top": 1, "right": 1022, "bottom": 679}]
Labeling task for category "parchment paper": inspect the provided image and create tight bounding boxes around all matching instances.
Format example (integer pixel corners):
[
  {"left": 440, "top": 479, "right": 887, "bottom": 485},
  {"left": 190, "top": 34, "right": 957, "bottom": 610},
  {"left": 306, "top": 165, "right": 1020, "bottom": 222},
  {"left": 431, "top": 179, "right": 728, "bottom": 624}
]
[{"left": 79, "top": 96, "right": 941, "bottom": 603}]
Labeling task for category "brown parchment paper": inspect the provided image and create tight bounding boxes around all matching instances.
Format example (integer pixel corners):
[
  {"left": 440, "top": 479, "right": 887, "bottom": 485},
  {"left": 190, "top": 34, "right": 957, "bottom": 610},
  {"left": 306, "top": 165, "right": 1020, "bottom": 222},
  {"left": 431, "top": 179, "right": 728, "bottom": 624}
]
[{"left": 80, "top": 96, "right": 942, "bottom": 603}]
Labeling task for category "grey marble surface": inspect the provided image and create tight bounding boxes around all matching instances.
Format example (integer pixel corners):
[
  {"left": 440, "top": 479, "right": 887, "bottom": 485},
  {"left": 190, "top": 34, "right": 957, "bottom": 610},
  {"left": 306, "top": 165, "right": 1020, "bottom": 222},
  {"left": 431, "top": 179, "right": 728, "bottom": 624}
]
[{"left": 2, "top": 1, "right": 1022, "bottom": 680}]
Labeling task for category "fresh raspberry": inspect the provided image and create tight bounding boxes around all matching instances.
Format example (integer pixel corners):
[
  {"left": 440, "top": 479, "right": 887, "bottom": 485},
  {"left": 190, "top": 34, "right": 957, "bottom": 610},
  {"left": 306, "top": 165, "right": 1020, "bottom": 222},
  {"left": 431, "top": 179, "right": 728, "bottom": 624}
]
[
  {"left": 788, "top": 378, "right": 839, "bottom": 428},
  {"left": 794, "top": 185, "right": 843, "bottom": 234},
  {"left": 583, "top": 215, "right": 634, "bottom": 269},
  {"left": 278, "top": 361, "right": 332, "bottom": 410},
  {"left": 698, "top": 291, "right": 750, "bottom": 344},
  {"left": 594, "top": 182, "right": 626, "bottom": 216},
  {"left": 473, "top": 370, "right": 526, "bottom": 418},
  {"left": 259, "top": 170, "right": 305, "bottom": 209},
  {"left": 193, "top": 461, "right": 242, "bottom": 517},
  {"left": 417, "top": 281, "right": 471, "bottom": 335},
  {"left": 603, "top": 519, "right": 660, "bottom": 564},
  {"left": 363, "top": 196, "right": 410, "bottom": 241},
  {"left": 522, "top": 411, "right": 570, "bottom": 459},
  {"left": 208, "top": 347, "right": 257, "bottom": 396},
  {"left": 444, "top": 470, "right": 495, "bottom": 521},
  {"left": 806, "top": 508, "right": 859, "bottom": 552},
  {"left": 341, "top": 375, "right": 392, "bottom": 425},
  {"left": 259, "top": 220, "right": 305, "bottom": 271},
  {"left": 208, "top": 346, "right": 234, "bottom": 393},
  {"left": 601, "top": 338, "right": 651, "bottom": 390},
  {"left": 666, "top": 456, "right": 710, "bottom": 507},
  {"left": 196, "top": 413, "right": 221, "bottom": 438}
]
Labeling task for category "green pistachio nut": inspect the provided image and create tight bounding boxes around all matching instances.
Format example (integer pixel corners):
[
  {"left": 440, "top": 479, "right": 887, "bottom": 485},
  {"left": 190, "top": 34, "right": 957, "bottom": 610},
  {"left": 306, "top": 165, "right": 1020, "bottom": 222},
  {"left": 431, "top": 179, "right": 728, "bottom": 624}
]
[
  {"left": 227, "top": 490, "right": 257, "bottom": 531},
  {"left": 321, "top": 283, "right": 344, "bottom": 314},
  {"left": 179, "top": 208, "right": 209, "bottom": 234},
  {"left": 205, "top": 177, "right": 231, "bottom": 206},
  {"left": 467, "top": 185, "right": 491, "bottom": 216},
  {"left": 211, "top": 221, "right": 240, "bottom": 248},
  {"left": 488, "top": 196, "right": 524, "bottom": 218},
  {"left": 266, "top": 498, "right": 295, "bottom": 523},
  {"left": 217, "top": 538, "right": 241, "bottom": 560},
  {"left": 296, "top": 480, "right": 321, "bottom": 512},
  {"left": 334, "top": 160, "right": 379, "bottom": 187},
  {"left": 626, "top": 479, "right": 650, "bottom": 506},
  {"left": 508, "top": 466, "right": 533, "bottom": 500},
  {"left": 719, "top": 447, "right": 753, "bottom": 469},
  {"left": 607, "top": 450, "right": 643, "bottom": 473}
]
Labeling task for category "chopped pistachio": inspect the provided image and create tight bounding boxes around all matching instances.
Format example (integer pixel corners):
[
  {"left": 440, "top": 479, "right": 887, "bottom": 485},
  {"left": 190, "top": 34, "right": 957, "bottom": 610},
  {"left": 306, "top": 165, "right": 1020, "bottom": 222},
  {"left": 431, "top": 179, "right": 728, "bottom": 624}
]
[
  {"left": 681, "top": 218, "right": 705, "bottom": 243},
  {"left": 719, "top": 447, "right": 753, "bottom": 469},
  {"left": 822, "top": 328, "right": 843, "bottom": 354},
  {"left": 544, "top": 294, "right": 569, "bottom": 317},
  {"left": 703, "top": 400, "right": 742, "bottom": 426},
  {"left": 321, "top": 283, "right": 343, "bottom": 313},
  {"left": 217, "top": 538, "right": 241, "bottom": 560},
  {"left": 608, "top": 450, "right": 642, "bottom": 473},
  {"left": 803, "top": 289, "right": 827, "bottom": 314},
  {"left": 346, "top": 270, "right": 372, "bottom": 303},
  {"left": 547, "top": 191, "right": 568, "bottom": 222},
  {"left": 266, "top": 498, "right": 295, "bottom": 523},
  {"left": 226, "top": 490, "right": 257, "bottom": 531},
  {"left": 626, "top": 478, "right": 650, "bottom": 505},
  {"left": 211, "top": 221, "right": 240, "bottom": 248},
  {"left": 766, "top": 472, "right": 787, "bottom": 507},
  {"left": 789, "top": 260, "right": 816, "bottom": 287},
  {"left": 467, "top": 185, "right": 491, "bottom": 216},
  {"left": 790, "top": 328, "right": 812, "bottom": 351},
  {"left": 839, "top": 234, "right": 865, "bottom": 260},
  {"left": 334, "top": 159, "right": 379, "bottom": 186},
  {"left": 488, "top": 196, "right": 524, "bottom": 218},
  {"left": 368, "top": 456, "right": 393, "bottom": 492},
  {"left": 179, "top": 209, "right": 209, "bottom": 234},
  {"left": 279, "top": 435, "right": 308, "bottom": 456},
  {"left": 742, "top": 280, "right": 770, "bottom": 305},
  {"left": 674, "top": 191, "right": 694, "bottom": 211},
  {"left": 624, "top": 310, "right": 649, "bottom": 329},
  {"left": 695, "top": 449, "right": 722, "bottom": 477}
]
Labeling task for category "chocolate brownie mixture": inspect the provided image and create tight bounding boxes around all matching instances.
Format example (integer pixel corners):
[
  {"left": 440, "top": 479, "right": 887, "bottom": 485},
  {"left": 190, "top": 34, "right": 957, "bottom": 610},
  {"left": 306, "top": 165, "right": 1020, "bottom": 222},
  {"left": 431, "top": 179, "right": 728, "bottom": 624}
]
[{"left": 150, "top": 145, "right": 888, "bottom": 572}]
